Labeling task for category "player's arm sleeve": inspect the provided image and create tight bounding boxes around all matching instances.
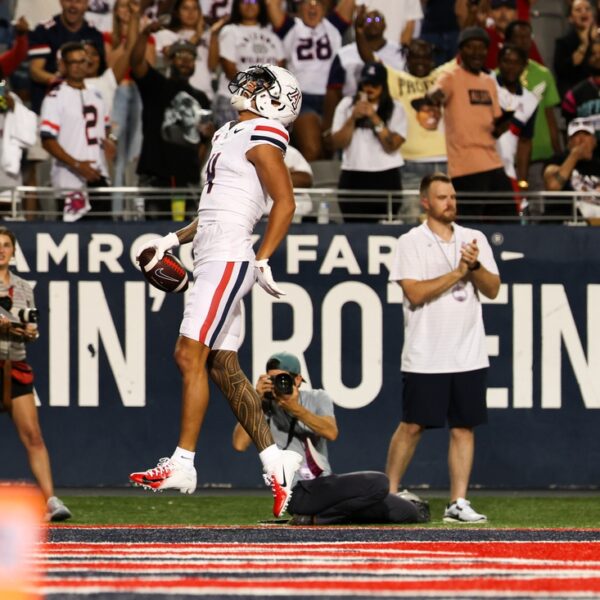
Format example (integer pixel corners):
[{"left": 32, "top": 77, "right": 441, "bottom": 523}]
[
  {"left": 247, "top": 120, "right": 289, "bottom": 154},
  {"left": 39, "top": 94, "right": 60, "bottom": 140},
  {"left": 475, "top": 232, "right": 499, "bottom": 275},
  {"left": 390, "top": 234, "right": 421, "bottom": 282}
]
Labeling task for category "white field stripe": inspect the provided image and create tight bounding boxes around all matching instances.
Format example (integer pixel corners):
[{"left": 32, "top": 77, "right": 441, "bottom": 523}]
[{"left": 38, "top": 552, "right": 600, "bottom": 566}]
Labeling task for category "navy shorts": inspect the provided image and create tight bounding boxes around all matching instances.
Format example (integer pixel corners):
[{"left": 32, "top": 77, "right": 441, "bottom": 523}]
[
  {"left": 300, "top": 93, "right": 324, "bottom": 116},
  {"left": 401, "top": 368, "right": 488, "bottom": 428}
]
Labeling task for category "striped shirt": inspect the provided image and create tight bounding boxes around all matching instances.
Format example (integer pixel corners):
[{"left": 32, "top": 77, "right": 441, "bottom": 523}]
[{"left": 0, "top": 272, "right": 36, "bottom": 362}]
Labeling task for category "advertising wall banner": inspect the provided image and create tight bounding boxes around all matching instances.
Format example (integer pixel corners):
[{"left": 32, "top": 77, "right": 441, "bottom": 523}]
[{"left": 1, "top": 223, "right": 599, "bottom": 488}]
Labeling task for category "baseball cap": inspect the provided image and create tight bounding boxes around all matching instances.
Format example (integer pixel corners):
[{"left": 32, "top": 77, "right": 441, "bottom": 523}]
[
  {"left": 491, "top": 0, "right": 517, "bottom": 8},
  {"left": 359, "top": 62, "right": 387, "bottom": 86},
  {"left": 457, "top": 26, "right": 490, "bottom": 48},
  {"left": 266, "top": 352, "right": 305, "bottom": 379},
  {"left": 411, "top": 96, "right": 438, "bottom": 111},
  {"left": 568, "top": 118, "right": 595, "bottom": 137},
  {"left": 167, "top": 39, "right": 197, "bottom": 59}
]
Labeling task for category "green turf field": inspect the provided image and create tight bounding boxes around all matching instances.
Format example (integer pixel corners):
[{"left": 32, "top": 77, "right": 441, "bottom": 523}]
[{"left": 56, "top": 494, "right": 600, "bottom": 528}]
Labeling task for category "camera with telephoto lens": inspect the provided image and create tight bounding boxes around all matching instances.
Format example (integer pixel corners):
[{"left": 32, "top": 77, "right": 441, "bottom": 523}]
[
  {"left": 0, "top": 295, "right": 39, "bottom": 324},
  {"left": 262, "top": 372, "right": 295, "bottom": 413},
  {"left": 14, "top": 307, "right": 39, "bottom": 323}
]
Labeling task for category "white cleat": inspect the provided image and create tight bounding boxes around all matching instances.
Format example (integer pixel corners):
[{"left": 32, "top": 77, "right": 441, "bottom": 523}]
[
  {"left": 263, "top": 450, "right": 303, "bottom": 517},
  {"left": 129, "top": 457, "right": 197, "bottom": 494}
]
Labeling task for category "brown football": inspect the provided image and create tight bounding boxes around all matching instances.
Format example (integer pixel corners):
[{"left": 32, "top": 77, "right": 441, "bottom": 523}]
[{"left": 138, "top": 248, "right": 189, "bottom": 293}]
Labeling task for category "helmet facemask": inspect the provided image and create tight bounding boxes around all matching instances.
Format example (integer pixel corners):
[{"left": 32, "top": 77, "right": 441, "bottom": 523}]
[{"left": 229, "top": 64, "right": 301, "bottom": 127}]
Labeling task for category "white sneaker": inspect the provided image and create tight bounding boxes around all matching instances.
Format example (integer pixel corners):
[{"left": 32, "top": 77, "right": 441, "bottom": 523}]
[
  {"left": 263, "top": 450, "right": 303, "bottom": 517},
  {"left": 443, "top": 497, "right": 487, "bottom": 523},
  {"left": 46, "top": 496, "right": 72, "bottom": 522},
  {"left": 129, "top": 457, "right": 197, "bottom": 494}
]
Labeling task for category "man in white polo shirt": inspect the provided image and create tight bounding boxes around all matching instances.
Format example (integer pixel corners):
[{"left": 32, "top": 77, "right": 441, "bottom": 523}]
[{"left": 385, "top": 172, "right": 501, "bottom": 523}]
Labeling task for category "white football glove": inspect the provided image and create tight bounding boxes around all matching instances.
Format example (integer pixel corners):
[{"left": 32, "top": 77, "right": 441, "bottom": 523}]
[
  {"left": 135, "top": 232, "right": 180, "bottom": 262},
  {"left": 254, "top": 258, "right": 286, "bottom": 298}
]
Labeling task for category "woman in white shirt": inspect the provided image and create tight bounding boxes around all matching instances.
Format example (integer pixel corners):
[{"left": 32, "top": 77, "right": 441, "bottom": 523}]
[
  {"left": 214, "top": 0, "right": 285, "bottom": 126},
  {"left": 331, "top": 61, "right": 407, "bottom": 222}
]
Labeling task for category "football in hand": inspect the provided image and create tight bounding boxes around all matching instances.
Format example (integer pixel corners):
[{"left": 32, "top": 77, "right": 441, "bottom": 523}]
[{"left": 138, "top": 248, "right": 189, "bottom": 293}]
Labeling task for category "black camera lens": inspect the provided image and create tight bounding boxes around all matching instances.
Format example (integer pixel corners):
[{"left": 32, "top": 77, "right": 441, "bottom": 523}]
[
  {"left": 18, "top": 308, "right": 39, "bottom": 324},
  {"left": 272, "top": 372, "right": 294, "bottom": 396}
]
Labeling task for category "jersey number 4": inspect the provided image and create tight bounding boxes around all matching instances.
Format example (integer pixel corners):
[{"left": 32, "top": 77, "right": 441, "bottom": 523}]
[{"left": 205, "top": 152, "right": 222, "bottom": 193}]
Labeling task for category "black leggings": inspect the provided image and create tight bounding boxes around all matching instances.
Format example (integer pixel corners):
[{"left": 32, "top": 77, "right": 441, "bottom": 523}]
[
  {"left": 338, "top": 168, "right": 402, "bottom": 222},
  {"left": 288, "top": 471, "right": 422, "bottom": 524}
]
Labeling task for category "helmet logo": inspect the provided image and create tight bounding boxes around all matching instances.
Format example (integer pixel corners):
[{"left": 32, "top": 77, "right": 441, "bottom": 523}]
[{"left": 287, "top": 89, "right": 301, "bottom": 112}]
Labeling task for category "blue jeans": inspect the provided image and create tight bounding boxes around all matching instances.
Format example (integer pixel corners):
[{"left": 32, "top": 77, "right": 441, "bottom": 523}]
[{"left": 111, "top": 83, "right": 143, "bottom": 213}]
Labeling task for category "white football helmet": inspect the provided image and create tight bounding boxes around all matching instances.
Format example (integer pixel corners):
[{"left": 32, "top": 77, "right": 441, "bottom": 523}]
[{"left": 229, "top": 64, "right": 302, "bottom": 127}]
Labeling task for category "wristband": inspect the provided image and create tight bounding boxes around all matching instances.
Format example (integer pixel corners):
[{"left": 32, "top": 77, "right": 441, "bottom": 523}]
[
  {"left": 468, "top": 261, "right": 481, "bottom": 271},
  {"left": 373, "top": 122, "right": 385, "bottom": 133}
]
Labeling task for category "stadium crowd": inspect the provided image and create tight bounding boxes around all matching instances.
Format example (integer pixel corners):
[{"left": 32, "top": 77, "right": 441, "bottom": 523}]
[{"left": 0, "top": 0, "right": 598, "bottom": 222}]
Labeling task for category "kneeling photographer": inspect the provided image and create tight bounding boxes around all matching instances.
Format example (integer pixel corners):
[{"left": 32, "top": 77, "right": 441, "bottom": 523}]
[
  {"left": 0, "top": 227, "right": 71, "bottom": 522},
  {"left": 233, "top": 352, "right": 429, "bottom": 525}
]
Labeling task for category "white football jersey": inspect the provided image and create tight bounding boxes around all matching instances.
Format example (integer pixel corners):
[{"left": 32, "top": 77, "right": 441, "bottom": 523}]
[
  {"left": 195, "top": 117, "right": 289, "bottom": 262},
  {"left": 494, "top": 77, "right": 539, "bottom": 180},
  {"left": 283, "top": 17, "right": 344, "bottom": 95},
  {"left": 217, "top": 24, "right": 285, "bottom": 96},
  {"left": 40, "top": 82, "right": 109, "bottom": 188}
]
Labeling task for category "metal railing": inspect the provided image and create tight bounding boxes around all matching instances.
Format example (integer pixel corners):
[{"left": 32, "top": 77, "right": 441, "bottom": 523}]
[{"left": 0, "top": 186, "right": 598, "bottom": 224}]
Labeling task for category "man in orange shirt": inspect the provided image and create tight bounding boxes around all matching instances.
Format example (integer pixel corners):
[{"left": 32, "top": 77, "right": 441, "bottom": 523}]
[{"left": 427, "top": 27, "right": 514, "bottom": 220}]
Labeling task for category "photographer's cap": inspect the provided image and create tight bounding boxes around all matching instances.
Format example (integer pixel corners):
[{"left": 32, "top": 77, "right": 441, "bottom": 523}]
[{"left": 266, "top": 352, "right": 306, "bottom": 380}]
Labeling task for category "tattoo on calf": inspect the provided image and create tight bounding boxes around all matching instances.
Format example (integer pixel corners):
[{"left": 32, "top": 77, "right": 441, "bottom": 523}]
[{"left": 208, "top": 350, "right": 273, "bottom": 451}]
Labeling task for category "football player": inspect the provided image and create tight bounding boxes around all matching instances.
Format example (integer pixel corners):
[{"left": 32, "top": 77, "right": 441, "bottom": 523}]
[{"left": 130, "top": 64, "right": 304, "bottom": 518}]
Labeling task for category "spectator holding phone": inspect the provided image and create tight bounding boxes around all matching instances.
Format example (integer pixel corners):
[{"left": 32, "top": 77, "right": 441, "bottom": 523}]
[{"left": 331, "top": 61, "right": 406, "bottom": 221}]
